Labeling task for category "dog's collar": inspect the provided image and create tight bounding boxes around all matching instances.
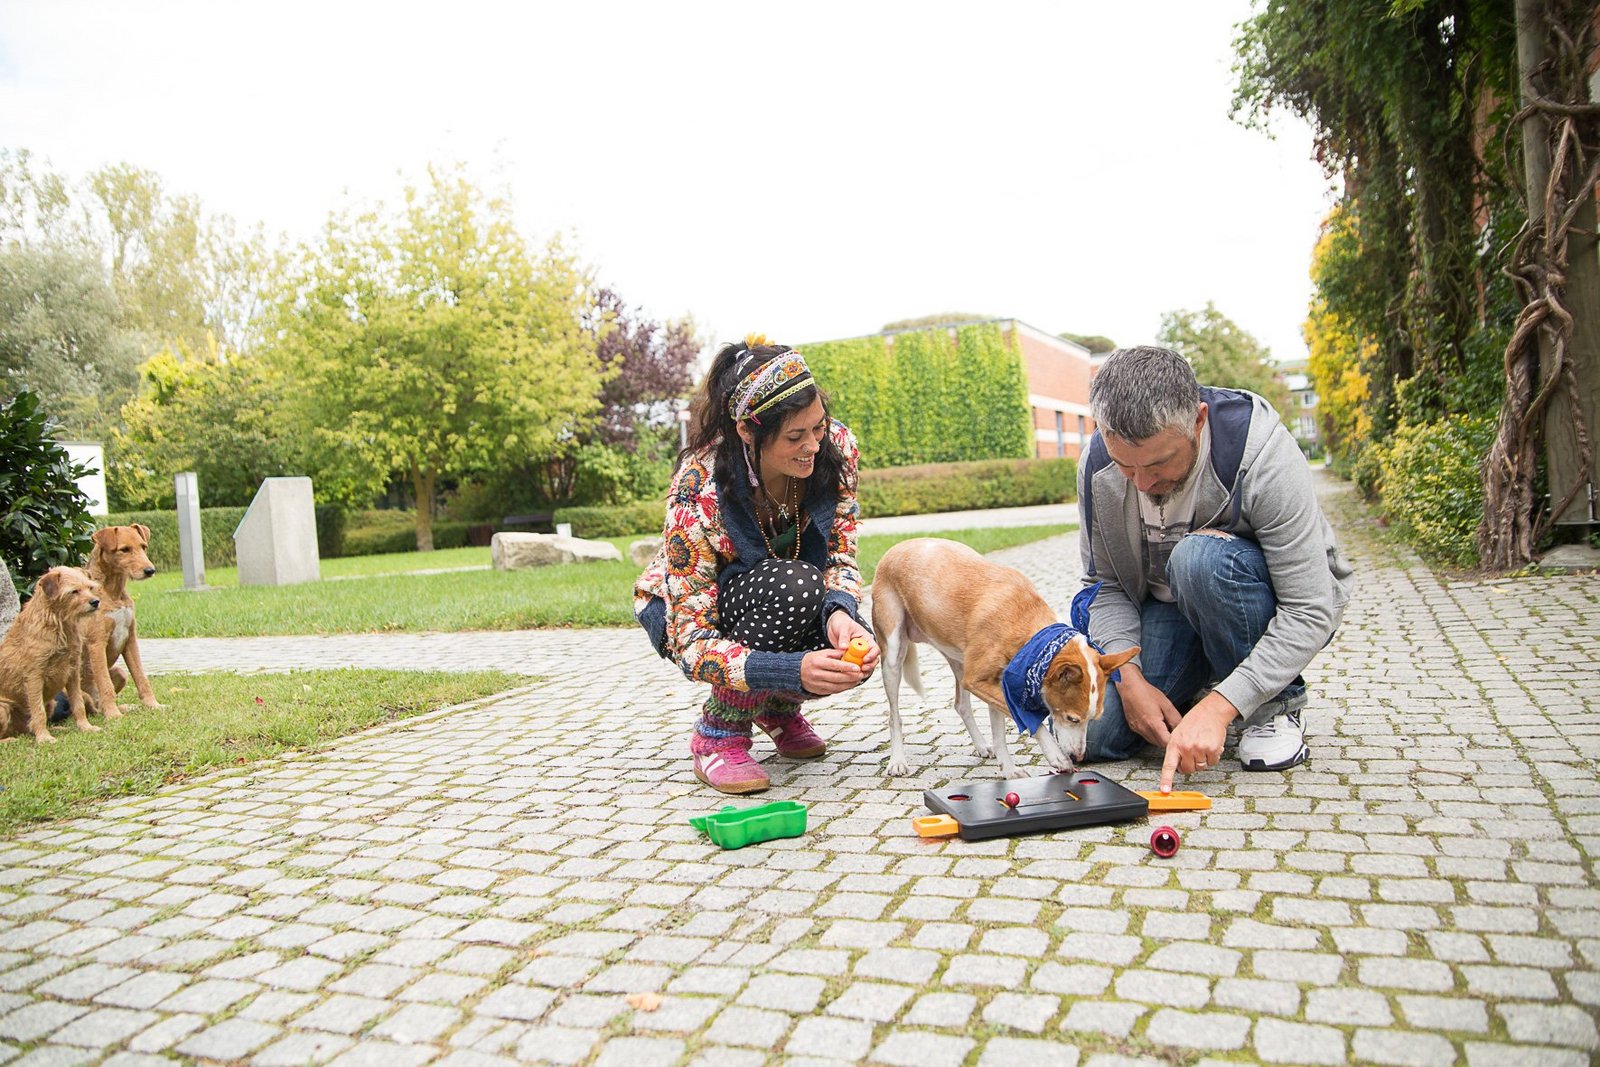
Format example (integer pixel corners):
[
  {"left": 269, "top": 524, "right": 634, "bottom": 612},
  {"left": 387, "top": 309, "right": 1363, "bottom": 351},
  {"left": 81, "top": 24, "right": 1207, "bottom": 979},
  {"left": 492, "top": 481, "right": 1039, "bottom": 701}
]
[{"left": 1000, "top": 582, "right": 1118, "bottom": 736}]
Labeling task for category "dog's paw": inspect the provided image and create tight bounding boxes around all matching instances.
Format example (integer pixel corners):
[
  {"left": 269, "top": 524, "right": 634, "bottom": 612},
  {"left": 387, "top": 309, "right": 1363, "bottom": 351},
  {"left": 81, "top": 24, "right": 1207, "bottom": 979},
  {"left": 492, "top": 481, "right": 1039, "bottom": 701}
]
[
  {"left": 1048, "top": 753, "right": 1076, "bottom": 773},
  {"left": 34, "top": 734, "right": 57, "bottom": 745},
  {"left": 887, "top": 758, "right": 911, "bottom": 777},
  {"left": 78, "top": 723, "right": 101, "bottom": 733},
  {"left": 144, "top": 701, "right": 167, "bottom": 710},
  {"left": 974, "top": 741, "right": 994, "bottom": 758}
]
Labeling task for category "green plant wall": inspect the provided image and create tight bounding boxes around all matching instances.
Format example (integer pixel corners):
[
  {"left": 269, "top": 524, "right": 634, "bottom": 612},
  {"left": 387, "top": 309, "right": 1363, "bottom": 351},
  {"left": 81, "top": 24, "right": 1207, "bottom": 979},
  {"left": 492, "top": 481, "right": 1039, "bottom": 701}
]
[{"left": 805, "top": 323, "right": 1032, "bottom": 468}]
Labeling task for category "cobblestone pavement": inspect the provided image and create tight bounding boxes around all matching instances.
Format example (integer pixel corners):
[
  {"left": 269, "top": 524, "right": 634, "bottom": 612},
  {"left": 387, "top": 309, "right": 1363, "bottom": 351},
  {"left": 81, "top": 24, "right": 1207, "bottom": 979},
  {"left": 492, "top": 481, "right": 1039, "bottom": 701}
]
[{"left": 3, "top": 479, "right": 1598, "bottom": 1066}]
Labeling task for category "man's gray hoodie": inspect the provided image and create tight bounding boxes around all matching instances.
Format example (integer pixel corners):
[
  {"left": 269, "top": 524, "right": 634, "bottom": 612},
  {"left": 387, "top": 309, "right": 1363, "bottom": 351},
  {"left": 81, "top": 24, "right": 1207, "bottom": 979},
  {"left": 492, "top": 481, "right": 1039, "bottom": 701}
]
[{"left": 1077, "top": 386, "right": 1355, "bottom": 723}]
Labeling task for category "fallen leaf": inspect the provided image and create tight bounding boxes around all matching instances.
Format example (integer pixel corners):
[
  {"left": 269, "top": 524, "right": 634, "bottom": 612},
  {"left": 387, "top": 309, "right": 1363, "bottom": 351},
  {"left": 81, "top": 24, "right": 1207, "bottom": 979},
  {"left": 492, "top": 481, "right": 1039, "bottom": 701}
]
[
  {"left": 626, "top": 992, "right": 662, "bottom": 1012},
  {"left": 254, "top": 696, "right": 265, "bottom": 705}
]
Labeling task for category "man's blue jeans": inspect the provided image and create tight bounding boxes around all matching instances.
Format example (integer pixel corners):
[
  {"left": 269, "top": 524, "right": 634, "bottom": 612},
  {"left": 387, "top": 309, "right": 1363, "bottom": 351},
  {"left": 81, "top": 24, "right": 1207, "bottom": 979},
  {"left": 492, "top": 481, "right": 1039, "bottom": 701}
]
[{"left": 1084, "top": 532, "right": 1306, "bottom": 761}]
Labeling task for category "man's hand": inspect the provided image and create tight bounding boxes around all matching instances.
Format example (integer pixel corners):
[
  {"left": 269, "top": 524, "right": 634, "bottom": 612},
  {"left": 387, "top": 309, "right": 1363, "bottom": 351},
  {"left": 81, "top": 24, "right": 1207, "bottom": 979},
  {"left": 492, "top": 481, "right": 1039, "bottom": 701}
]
[
  {"left": 1159, "top": 692, "right": 1239, "bottom": 792},
  {"left": 825, "top": 611, "right": 880, "bottom": 673},
  {"left": 1116, "top": 667, "right": 1181, "bottom": 748}
]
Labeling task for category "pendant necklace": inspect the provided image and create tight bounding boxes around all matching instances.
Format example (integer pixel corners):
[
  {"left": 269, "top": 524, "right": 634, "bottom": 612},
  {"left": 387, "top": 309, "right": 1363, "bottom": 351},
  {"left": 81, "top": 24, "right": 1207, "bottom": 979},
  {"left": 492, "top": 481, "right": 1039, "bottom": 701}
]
[{"left": 757, "top": 473, "right": 803, "bottom": 560}]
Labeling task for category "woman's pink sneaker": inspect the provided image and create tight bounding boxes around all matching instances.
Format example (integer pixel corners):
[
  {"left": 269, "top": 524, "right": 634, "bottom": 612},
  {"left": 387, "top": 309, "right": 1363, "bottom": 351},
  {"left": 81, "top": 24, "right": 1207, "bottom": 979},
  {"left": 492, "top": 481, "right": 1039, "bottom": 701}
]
[
  {"left": 757, "top": 713, "right": 827, "bottom": 759},
  {"left": 692, "top": 738, "right": 770, "bottom": 794}
]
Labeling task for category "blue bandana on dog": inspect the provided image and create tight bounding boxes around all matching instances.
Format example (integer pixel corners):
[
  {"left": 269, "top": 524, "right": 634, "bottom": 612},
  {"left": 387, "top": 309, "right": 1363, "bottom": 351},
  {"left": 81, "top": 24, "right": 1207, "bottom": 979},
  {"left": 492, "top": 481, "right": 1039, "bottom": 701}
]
[{"left": 1000, "top": 582, "right": 1122, "bottom": 736}]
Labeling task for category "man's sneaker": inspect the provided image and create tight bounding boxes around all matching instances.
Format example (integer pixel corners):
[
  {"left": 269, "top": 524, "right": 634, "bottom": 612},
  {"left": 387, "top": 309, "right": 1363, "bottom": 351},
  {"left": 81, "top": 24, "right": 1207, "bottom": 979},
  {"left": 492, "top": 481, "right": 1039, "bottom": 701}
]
[
  {"left": 1239, "top": 708, "right": 1310, "bottom": 771},
  {"left": 693, "top": 738, "right": 771, "bottom": 794},
  {"left": 757, "top": 713, "right": 826, "bottom": 759}
]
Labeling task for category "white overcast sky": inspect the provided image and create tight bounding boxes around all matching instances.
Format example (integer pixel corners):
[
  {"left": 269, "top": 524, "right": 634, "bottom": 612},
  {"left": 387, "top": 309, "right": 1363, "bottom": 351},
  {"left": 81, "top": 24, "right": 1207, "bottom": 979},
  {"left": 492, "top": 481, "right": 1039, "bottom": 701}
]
[{"left": 0, "top": 0, "right": 1333, "bottom": 362}]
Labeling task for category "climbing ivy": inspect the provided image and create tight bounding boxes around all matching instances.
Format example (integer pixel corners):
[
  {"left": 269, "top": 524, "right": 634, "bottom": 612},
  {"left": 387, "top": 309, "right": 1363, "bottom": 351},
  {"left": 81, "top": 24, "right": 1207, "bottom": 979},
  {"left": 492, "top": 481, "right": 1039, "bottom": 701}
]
[{"left": 805, "top": 323, "right": 1032, "bottom": 468}]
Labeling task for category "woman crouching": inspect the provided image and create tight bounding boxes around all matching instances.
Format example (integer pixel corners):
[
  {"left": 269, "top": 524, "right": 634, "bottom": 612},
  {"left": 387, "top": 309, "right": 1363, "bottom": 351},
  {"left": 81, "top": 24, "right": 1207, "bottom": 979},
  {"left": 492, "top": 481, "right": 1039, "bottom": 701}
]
[{"left": 635, "top": 335, "right": 880, "bottom": 794}]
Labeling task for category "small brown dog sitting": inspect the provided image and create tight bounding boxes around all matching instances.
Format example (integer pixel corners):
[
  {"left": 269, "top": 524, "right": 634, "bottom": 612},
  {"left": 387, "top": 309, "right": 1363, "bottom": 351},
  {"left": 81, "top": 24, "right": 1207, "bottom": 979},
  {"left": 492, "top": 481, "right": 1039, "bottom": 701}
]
[
  {"left": 76, "top": 523, "right": 163, "bottom": 717},
  {"left": 0, "top": 567, "right": 103, "bottom": 744}
]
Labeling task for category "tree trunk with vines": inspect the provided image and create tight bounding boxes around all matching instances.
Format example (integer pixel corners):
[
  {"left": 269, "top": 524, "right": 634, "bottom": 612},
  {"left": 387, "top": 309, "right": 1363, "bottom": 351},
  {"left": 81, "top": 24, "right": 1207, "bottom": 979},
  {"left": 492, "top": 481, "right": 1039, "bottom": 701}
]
[{"left": 1480, "top": 0, "right": 1600, "bottom": 569}]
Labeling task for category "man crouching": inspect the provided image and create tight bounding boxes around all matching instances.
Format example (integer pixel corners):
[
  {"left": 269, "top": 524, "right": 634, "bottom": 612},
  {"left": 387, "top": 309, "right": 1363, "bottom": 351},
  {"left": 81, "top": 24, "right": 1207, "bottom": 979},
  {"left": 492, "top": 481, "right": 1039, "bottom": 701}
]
[{"left": 1077, "top": 346, "right": 1354, "bottom": 789}]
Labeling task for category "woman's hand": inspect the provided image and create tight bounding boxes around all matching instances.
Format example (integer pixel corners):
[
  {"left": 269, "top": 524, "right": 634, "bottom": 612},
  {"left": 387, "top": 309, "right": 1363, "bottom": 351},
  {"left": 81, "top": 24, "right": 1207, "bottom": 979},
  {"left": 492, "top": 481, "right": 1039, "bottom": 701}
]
[
  {"left": 825, "top": 611, "right": 880, "bottom": 672},
  {"left": 801, "top": 648, "right": 867, "bottom": 695},
  {"left": 801, "top": 611, "right": 879, "bottom": 695}
]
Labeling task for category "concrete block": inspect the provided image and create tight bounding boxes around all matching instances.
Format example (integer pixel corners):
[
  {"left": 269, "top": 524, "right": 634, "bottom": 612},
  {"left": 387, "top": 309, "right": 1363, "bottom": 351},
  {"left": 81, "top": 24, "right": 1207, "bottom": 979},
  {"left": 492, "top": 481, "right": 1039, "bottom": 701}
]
[{"left": 234, "top": 478, "right": 320, "bottom": 587}]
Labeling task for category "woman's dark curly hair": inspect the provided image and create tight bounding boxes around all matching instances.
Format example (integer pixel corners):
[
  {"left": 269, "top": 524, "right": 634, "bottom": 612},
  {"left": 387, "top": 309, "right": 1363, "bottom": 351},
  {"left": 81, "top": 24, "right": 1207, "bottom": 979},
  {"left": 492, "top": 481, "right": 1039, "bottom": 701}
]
[{"left": 680, "top": 340, "right": 845, "bottom": 498}]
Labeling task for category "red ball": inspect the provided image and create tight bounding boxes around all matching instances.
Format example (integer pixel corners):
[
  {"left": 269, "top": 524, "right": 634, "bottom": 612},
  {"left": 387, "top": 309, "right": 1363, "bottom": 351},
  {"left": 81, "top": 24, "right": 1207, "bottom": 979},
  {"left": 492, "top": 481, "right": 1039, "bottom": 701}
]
[{"left": 1003, "top": 792, "right": 1020, "bottom": 808}]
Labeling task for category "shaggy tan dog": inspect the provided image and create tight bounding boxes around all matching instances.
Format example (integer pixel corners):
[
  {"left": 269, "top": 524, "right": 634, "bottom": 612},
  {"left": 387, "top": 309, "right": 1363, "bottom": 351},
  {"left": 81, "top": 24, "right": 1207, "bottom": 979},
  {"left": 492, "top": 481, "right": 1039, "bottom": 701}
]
[{"left": 0, "top": 567, "right": 103, "bottom": 744}]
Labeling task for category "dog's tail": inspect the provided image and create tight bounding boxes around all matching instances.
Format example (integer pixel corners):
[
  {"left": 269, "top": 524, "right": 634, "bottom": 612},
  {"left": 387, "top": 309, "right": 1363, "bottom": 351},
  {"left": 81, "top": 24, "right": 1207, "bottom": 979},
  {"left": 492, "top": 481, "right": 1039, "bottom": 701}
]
[{"left": 901, "top": 640, "right": 925, "bottom": 698}]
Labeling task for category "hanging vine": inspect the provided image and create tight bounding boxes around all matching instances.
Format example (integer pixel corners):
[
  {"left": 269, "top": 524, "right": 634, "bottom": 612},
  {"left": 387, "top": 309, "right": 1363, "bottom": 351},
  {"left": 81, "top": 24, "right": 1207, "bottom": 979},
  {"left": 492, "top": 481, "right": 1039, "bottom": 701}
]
[{"left": 1479, "top": 0, "right": 1600, "bottom": 569}]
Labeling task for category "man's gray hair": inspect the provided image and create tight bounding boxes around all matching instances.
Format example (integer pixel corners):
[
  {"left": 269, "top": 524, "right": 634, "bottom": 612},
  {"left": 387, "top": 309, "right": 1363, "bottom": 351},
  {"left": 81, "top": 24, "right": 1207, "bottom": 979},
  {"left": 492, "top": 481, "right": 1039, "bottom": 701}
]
[{"left": 1089, "top": 345, "right": 1201, "bottom": 441}]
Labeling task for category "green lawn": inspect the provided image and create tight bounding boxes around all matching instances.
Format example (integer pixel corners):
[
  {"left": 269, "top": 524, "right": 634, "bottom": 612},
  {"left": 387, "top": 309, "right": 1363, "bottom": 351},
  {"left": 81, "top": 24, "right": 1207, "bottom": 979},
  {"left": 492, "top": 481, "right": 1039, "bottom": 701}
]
[
  {"left": 129, "top": 524, "right": 1073, "bottom": 638},
  {"left": 0, "top": 669, "right": 521, "bottom": 835}
]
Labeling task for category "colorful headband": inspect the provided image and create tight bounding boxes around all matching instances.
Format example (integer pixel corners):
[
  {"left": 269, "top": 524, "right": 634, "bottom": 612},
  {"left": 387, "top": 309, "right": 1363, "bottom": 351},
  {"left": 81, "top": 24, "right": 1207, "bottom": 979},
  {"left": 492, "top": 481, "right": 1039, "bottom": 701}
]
[{"left": 727, "top": 351, "right": 814, "bottom": 426}]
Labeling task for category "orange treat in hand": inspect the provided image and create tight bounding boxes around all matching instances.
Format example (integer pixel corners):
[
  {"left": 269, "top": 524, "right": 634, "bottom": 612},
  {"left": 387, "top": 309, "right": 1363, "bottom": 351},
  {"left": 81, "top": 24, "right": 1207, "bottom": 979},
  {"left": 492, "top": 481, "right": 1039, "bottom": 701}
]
[{"left": 842, "top": 637, "right": 871, "bottom": 666}]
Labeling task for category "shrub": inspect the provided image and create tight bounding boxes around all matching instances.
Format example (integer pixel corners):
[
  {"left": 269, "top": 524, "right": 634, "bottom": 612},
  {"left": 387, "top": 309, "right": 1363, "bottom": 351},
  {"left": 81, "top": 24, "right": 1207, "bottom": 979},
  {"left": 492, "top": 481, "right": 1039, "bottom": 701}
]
[
  {"left": 554, "top": 502, "right": 664, "bottom": 538},
  {"left": 0, "top": 392, "right": 95, "bottom": 591},
  {"left": 1378, "top": 414, "right": 1495, "bottom": 568},
  {"left": 342, "top": 510, "right": 471, "bottom": 556},
  {"left": 313, "top": 506, "right": 346, "bottom": 560},
  {"left": 857, "top": 457, "right": 1077, "bottom": 516}
]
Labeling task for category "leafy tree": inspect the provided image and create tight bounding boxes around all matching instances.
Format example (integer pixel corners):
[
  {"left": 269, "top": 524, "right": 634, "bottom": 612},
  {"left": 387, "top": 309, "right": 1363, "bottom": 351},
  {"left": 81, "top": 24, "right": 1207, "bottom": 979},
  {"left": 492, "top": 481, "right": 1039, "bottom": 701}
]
[
  {"left": 0, "top": 244, "right": 143, "bottom": 439},
  {"left": 1232, "top": 0, "right": 1515, "bottom": 431},
  {"left": 1157, "top": 303, "right": 1294, "bottom": 424},
  {"left": 267, "top": 166, "right": 608, "bottom": 550},
  {"left": 535, "top": 288, "right": 696, "bottom": 504},
  {"left": 881, "top": 312, "right": 993, "bottom": 332},
  {"left": 0, "top": 391, "right": 94, "bottom": 590},
  {"left": 110, "top": 340, "right": 292, "bottom": 509},
  {"left": 86, "top": 164, "right": 210, "bottom": 353},
  {"left": 0, "top": 149, "right": 78, "bottom": 247},
  {"left": 1059, "top": 331, "right": 1117, "bottom": 353},
  {"left": 1304, "top": 209, "right": 1374, "bottom": 468}
]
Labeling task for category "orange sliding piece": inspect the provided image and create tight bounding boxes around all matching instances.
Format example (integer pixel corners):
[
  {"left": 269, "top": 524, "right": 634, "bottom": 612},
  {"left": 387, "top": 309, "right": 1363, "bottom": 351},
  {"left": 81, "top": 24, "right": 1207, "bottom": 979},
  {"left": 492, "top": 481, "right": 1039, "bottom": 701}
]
[{"left": 1136, "top": 791, "right": 1212, "bottom": 813}]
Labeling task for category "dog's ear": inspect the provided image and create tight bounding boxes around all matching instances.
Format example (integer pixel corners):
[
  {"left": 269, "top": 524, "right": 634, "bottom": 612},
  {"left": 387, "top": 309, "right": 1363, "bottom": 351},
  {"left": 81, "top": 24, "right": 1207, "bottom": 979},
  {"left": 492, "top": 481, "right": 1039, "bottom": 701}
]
[
  {"left": 36, "top": 571, "right": 61, "bottom": 600},
  {"left": 133, "top": 524, "right": 151, "bottom": 546},
  {"left": 1099, "top": 646, "right": 1139, "bottom": 672},
  {"left": 1047, "top": 654, "right": 1084, "bottom": 686},
  {"left": 93, "top": 527, "right": 116, "bottom": 551}
]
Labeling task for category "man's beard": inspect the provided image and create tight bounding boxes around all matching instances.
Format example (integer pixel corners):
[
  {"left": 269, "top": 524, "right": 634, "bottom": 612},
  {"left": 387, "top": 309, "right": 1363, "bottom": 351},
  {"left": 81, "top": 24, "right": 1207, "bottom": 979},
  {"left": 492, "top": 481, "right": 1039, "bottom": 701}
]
[{"left": 1145, "top": 440, "right": 1202, "bottom": 507}]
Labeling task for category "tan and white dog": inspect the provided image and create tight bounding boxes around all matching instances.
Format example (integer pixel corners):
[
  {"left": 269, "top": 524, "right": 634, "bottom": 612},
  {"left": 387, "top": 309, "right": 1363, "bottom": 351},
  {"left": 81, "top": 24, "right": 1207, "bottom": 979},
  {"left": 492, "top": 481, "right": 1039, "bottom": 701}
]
[
  {"left": 870, "top": 537, "right": 1138, "bottom": 778},
  {"left": 79, "top": 524, "right": 163, "bottom": 716}
]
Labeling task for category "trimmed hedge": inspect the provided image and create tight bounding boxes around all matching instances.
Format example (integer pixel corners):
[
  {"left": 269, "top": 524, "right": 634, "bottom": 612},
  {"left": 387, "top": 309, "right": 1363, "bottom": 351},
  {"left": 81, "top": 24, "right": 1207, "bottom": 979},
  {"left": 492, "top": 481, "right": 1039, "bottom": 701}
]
[
  {"left": 554, "top": 502, "right": 664, "bottom": 539},
  {"left": 98, "top": 505, "right": 346, "bottom": 569},
  {"left": 546, "top": 457, "right": 1078, "bottom": 538},
  {"left": 343, "top": 510, "right": 471, "bottom": 557},
  {"left": 857, "top": 457, "right": 1077, "bottom": 516}
]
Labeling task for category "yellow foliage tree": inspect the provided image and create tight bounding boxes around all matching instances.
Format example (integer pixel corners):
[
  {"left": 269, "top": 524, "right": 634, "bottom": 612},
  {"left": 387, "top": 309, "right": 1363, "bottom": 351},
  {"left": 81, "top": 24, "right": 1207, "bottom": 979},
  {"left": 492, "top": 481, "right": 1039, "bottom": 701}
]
[{"left": 1304, "top": 218, "right": 1374, "bottom": 466}]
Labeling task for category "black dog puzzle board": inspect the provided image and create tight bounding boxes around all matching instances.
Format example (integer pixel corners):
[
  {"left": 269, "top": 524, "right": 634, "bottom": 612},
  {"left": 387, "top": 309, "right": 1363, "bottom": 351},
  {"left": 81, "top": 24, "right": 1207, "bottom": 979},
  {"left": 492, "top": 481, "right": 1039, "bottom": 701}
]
[{"left": 923, "top": 770, "right": 1150, "bottom": 841}]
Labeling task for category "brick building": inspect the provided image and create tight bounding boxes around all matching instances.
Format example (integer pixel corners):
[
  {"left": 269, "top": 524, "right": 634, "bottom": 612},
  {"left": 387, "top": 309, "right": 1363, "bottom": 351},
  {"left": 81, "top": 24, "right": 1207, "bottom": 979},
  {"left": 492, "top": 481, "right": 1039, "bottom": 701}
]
[
  {"left": 822, "top": 318, "right": 1106, "bottom": 460},
  {"left": 1008, "top": 321, "right": 1105, "bottom": 460}
]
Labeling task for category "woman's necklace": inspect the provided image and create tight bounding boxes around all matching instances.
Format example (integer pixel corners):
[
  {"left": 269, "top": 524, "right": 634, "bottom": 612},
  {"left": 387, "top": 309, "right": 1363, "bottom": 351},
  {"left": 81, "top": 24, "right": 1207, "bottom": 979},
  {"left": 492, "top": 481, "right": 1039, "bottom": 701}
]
[
  {"left": 757, "top": 473, "right": 803, "bottom": 560},
  {"left": 763, "top": 475, "right": 793, "bottom": 520}
]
